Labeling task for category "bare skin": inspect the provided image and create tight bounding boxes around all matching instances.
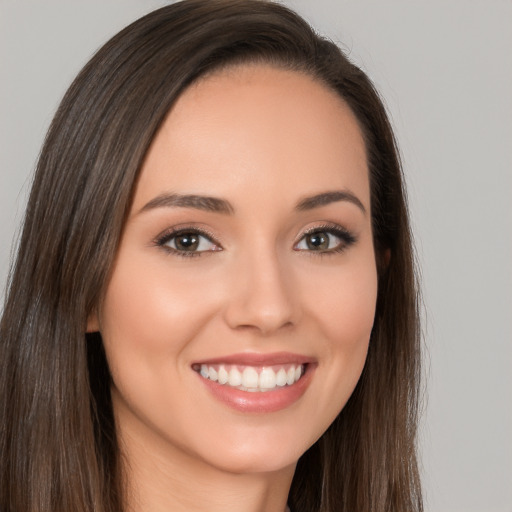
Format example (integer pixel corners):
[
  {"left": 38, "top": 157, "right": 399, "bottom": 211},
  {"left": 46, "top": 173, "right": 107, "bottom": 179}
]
[{"left": 89, "top": 64, "right": 377, "bottom": 512}]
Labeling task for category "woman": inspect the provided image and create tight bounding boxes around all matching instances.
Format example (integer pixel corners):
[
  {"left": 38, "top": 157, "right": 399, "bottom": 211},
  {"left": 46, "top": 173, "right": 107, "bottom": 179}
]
[{"left": 0, "top": 1, "right": 422, "bottom": 511}]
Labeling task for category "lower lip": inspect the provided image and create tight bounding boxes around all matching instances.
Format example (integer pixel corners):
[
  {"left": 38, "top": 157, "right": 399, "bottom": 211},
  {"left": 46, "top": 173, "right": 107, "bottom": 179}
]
[{"left": 196, "top": 365, "right": 315, "bottom": 413}]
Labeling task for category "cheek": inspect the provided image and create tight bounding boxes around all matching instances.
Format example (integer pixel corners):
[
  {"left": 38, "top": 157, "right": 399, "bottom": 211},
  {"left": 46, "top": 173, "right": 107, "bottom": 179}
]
[
  {"left": 97, "top": 252, "right": 216, "bottom": 433},
  {"left": 97, "top": 251, "right": 219, "bottom": 387},
  {"left": 100, "top": 250, "right": 214, "bottom": 341},
  {"left": 300, "top": 251, "right": 377, "bottom": 418},
  {"left": 305, "top": 254, "right": 378, "bottom": 353}
]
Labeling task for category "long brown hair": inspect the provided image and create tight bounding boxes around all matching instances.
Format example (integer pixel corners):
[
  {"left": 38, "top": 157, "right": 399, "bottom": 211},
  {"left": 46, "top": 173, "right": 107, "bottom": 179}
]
[{"left": 0, "top": 1, "right": 422, "bottom": 511}]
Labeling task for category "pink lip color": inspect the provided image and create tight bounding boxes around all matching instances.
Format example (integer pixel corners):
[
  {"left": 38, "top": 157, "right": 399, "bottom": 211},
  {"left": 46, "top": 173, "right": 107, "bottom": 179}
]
[
  {"left": 193, "top": 351, "right": 313, "bottom": 367},
  {"left": 193, "top": 353, "right": 316, "bottom": 413}
]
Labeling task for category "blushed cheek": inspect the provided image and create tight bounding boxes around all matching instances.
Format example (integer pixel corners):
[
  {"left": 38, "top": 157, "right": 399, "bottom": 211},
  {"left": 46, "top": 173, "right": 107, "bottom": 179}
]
[
  {"left": 99, "top": 252, "right": 220, "bottom": 361},
  {"left": 309, "top": 261, "right": 378, "bottom": 355},
  {"left": 98, "top": 256, "right": 175, "bottom": 367}
]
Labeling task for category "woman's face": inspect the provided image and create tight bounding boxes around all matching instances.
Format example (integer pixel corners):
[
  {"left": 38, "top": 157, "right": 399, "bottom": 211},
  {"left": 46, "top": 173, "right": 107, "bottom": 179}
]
[{"left": 91, "top": 65, "right": 377, "bottom": 475}]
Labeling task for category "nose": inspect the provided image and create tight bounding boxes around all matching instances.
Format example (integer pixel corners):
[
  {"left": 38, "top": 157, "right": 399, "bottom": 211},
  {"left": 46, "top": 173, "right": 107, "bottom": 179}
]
[{"left": 223, "top": 247, "right": 300, "bottom": 335}]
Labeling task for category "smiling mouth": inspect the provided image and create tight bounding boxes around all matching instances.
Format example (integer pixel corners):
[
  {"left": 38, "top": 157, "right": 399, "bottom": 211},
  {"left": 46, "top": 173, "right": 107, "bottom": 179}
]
[{"left": 192, "top": 363, "right": 305, "bottom": 392}]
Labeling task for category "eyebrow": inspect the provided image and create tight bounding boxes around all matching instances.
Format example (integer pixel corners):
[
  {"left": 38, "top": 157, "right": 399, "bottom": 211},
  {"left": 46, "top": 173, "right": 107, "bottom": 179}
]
[
  {"left": 139, "top": 189, "right": 366, "bottom": 216},
  {"left": 139, "top": 193, "right": 235, "bottom": 215},
  {"left": 295, "top": 190, "right": 367, "bottom": 214}
]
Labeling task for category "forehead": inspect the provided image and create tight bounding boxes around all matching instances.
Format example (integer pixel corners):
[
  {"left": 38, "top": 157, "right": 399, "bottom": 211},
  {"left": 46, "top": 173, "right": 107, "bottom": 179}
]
[{"left": 133, "top": 64, "right": 369, "bottom": 212}]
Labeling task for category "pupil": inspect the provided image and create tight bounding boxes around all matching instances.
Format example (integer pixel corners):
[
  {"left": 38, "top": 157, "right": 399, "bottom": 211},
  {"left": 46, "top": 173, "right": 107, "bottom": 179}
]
[
  {"left": 307, "top": 232, "right": 328, "bottom": 250},
  {"left": 176, "top": 233, "right": 199, "bottom": 251}
]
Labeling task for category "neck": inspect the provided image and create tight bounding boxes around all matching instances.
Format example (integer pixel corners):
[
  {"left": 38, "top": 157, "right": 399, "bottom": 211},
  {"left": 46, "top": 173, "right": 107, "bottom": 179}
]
[{"left": 117, "top": 408, "right": 295, "bottom": 512}]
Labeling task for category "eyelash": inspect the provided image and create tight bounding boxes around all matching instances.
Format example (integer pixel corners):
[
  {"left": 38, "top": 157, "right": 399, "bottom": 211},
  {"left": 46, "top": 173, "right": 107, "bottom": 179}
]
[
  {"left": 154, "top": 227, "right": 222, "bottom": 258},
  {"left": 294, "top": 224, "right": 357, "bottom": 255},
  {"left": 154, "top": 223, "right": 357, "bottom": 258}
]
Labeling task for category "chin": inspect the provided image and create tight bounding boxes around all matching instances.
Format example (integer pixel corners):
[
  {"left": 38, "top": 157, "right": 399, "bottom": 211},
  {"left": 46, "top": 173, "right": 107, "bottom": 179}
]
[
  {"left": 186, "top": 423, "right": 317, "bottom": 476},
  {"left": 201, "top": 446, "right": 300, "bottom": 476}
]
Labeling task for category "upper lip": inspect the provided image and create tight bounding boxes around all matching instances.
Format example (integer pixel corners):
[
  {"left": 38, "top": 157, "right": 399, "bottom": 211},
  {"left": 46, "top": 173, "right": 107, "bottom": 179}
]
[{"left": 192, "top": 351, "right": 315, "bottom": 366}]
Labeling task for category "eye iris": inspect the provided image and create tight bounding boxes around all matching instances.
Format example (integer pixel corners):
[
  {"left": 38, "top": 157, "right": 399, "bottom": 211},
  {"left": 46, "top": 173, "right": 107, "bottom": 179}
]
[
  {"left": 306, "top": 232, "right": 329, "bottom": 250},
  {"left": 175, "top": 233, "right": 199, "bottom": 251}
]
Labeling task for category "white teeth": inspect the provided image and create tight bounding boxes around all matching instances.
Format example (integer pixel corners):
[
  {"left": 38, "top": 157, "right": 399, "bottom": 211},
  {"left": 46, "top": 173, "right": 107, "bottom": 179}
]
[
  {"left": 242, "top": 367, "right": 259, "bottom": 388},
  {"left": 228, "top": 367, "right": 242, "bottom": 386},
  {"left": 197, "top": 363, "right": 305, "bottom": 392},
  {"left": 276, "top": 368, "right": 287, "bottom": 387},
  {"left": 286, "top": 367, "right": 295, "bottom": 385},
  {"left": 218, "top": 365, "right": 229, "bottom": 384},
  {"left": 259, "top": 367, "right": 277, "bottom": 389}
]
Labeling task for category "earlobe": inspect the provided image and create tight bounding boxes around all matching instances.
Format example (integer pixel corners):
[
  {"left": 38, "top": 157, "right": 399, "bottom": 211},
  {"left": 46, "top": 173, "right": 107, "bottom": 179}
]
[
  {"left": 377, "top": 248, "right": 391, "bottom": 275},
  {"left": 383, "top": 248, "right": 391, "bottom": 268},
  {"left": 86, "top": 311, "right": 100, "bottom": 333}
]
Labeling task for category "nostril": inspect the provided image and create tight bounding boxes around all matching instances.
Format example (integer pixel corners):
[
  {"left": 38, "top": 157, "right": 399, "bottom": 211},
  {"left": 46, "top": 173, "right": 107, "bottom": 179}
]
[
  {"left": 231, "top": 319, "right": 294, "bottom": 335},
  {"left": 222, "top": 259, "right": 300, "bottom": 333}
]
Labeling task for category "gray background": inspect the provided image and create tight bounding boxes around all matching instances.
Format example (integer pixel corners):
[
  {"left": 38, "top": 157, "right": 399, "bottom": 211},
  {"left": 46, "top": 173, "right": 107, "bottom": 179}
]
[{"left": 1, "top": 1, "right": 511, "bottom": 511}]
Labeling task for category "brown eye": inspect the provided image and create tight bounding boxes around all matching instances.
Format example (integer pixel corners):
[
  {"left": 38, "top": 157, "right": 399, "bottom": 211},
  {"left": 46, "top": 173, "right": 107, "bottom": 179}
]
[
  {"left": 174, "top": 232, "right": 200, "bottom": 251},
  {"left": 158, "top": 229, "right": 220, "bottom": 255},
  {"left": 294, "top": 226, "right": 356, "bottom": 254},
  {"left": 305, "top": 232, "right": 330, "bottom": 250}
]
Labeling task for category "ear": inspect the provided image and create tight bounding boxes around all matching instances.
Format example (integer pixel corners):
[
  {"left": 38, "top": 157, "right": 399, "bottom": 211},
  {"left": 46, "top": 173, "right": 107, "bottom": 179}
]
[
  {"left": 383, "top": 248, "right": 391, "bottom": 268},
  {"left": 377, "top": 247, "right": 391, "bottom": 275},
  {"left": 86, "top": 310, "right": 100, "bottom": 333}
]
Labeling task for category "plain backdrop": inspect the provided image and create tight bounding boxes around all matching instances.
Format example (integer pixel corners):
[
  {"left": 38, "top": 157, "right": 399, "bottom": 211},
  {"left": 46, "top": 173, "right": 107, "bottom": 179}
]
[{"left": 1, "top": 1, "right": 511, "bottom": 511}]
